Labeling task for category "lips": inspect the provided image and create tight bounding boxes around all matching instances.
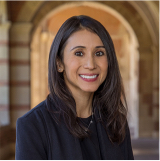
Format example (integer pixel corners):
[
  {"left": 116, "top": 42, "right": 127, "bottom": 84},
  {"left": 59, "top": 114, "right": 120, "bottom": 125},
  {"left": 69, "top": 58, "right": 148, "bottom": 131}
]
[{"left": 79, "top": 74, "right": 99, "bottom": 82}]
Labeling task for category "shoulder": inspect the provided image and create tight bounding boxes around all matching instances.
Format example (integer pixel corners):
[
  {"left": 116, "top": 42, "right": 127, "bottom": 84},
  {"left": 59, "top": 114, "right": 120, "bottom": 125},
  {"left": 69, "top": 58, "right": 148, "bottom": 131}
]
[
  {"left": 16, "top": 100, "right": 52, "bottom": 129},
  {"left": 15, "top": 101, "right": 51, "bottom": 159},
  {"left": 16, "top": 98, "right": 60, "bottom": 129},
  {"left": 18, "top": 100, "right": 46, "bottom": 120}
]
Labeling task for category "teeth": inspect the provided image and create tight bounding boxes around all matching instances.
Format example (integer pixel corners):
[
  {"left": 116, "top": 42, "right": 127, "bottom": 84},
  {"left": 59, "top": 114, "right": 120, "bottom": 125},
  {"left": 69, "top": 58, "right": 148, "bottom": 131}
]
[{"left": 80, "top": 75, "right": 97, "bottom": 79}]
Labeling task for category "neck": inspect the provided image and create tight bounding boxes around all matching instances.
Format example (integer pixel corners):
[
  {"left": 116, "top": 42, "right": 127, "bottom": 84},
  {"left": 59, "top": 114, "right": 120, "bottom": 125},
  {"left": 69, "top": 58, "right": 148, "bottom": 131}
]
[{"left": 72, "top": 90, "right": 94, "bottom": 118}]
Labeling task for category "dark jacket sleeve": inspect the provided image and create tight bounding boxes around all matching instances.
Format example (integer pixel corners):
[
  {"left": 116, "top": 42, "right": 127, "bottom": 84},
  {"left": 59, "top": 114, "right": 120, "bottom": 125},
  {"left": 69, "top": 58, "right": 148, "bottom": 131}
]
[{"left": 15, "top": 112, "right": 48, "bottom": 160}]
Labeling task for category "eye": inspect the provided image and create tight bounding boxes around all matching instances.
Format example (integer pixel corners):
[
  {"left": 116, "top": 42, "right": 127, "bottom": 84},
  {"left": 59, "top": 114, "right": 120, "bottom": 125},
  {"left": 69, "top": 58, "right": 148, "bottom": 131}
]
[
  {"left": 95, "top": 51, "right": 104, "bottom": 56},
  {"left": 75, "top": 51, "right": 83, "bottom": 56}
]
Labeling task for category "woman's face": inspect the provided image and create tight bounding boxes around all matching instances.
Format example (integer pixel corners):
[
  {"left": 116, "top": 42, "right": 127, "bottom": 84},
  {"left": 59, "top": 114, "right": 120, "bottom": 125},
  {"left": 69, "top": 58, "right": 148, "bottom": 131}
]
[{"left": 57, "top": 29, "right": 108, "bottom": 94}]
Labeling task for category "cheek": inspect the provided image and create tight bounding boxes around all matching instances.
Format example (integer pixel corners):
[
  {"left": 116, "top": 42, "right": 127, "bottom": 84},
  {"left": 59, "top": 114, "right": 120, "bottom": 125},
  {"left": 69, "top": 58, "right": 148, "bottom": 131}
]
[
  {"left": 99, "top": 63, "right": 108, "bottom": 81},
  {"left": 64, "top": 58, "right": 80, "bottom": 76},
  {"left": 99, "top": 59, "right": 108, "bottom": 73}
]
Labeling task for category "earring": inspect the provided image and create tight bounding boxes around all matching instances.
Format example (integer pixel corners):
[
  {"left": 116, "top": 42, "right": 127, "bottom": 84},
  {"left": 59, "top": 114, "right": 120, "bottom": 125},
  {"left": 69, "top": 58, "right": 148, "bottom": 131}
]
[{"left": 59, "top": 69, "right": 61, "bottom": 71}]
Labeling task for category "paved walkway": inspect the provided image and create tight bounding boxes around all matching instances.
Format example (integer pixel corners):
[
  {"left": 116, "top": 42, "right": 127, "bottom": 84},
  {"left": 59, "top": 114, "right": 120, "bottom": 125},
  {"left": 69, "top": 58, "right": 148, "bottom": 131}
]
[{"left": 132, "top": 138, "right": 159, "bottom": 160}]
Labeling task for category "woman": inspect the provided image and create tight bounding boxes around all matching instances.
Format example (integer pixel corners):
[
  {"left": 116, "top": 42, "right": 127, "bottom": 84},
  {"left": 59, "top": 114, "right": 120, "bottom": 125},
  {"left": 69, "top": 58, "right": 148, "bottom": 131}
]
[{"left": 16, "top": 15, "right": 134, "bottom": 160}]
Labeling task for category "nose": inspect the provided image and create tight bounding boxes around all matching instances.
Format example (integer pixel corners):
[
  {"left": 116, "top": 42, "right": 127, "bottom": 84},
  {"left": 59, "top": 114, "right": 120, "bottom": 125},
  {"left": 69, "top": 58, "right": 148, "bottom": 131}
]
[{"left": 83, "top": 56, "right": 96, "bottom": 69}]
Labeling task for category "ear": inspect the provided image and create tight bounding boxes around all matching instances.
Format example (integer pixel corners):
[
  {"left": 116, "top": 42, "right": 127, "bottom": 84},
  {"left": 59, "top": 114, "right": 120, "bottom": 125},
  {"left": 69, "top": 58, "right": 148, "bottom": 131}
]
[{"left": 56, "top": 59, "right": 64, "bottom": 72}]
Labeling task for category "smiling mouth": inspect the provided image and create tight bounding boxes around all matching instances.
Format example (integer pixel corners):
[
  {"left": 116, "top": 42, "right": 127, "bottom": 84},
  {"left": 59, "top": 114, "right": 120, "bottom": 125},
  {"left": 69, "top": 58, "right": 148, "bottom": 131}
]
[
  {"left": 79, "top": 74, "right": 99, "bottom": 82},
  {"left": 79, "top": 74, "right": 98, "bottom": 79}
]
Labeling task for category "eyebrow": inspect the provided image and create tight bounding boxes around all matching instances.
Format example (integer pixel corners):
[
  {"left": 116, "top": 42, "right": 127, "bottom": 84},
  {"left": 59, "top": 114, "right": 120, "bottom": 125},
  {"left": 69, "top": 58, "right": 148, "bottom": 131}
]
[{"left": 70, "top": 46, "right": 105, "bottom": 51}]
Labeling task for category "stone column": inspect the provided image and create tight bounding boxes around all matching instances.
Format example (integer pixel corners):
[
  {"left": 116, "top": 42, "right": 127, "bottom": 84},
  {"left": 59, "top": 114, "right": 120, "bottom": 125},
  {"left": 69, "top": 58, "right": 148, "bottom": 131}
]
[
  {"left": 39, "top": 31, "right": 49, "bottom": 101},
  {"left": 152, "top": 45, "right": 159, "bottom": 137},
  {"left": 0, "top": 1, "right": 12, "bottom": 159},
  {"left": 10, "top": 23, "right": 32, "bottom": 128},
  {"left": 31, "top": 28, "right": 53, "bottom": 109},
  {"left": 0, "top": 1, "right": 11, "bottom": 127},
  {"left": 139, "top": 47, "right": 154, "bottom": 137},
  {"left": 127, "top": 32, "right": 139, "bottom": 139},
  {"left": 30, "top": 26, "right": 42, "bottom": 109}
]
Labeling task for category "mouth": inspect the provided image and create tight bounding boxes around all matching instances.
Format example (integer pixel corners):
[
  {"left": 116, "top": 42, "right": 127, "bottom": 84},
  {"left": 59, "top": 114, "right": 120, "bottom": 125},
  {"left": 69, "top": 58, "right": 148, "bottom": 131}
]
[{"left": 79, "top": 74, "right": 99, "bottom": 82}]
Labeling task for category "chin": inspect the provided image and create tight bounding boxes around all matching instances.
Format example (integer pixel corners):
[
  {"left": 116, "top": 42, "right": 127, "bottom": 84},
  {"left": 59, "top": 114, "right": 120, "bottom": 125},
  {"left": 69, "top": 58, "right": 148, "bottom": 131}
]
[{"left": 81, "top": 87, "right": 99, "bottom": 93}]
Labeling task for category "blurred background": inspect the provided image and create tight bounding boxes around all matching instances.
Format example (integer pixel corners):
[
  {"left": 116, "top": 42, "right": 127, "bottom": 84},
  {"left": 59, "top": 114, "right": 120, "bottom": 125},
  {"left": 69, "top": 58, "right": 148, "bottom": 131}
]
[{"left": 0, "top": 0, "right": 159, "bottom": 160}]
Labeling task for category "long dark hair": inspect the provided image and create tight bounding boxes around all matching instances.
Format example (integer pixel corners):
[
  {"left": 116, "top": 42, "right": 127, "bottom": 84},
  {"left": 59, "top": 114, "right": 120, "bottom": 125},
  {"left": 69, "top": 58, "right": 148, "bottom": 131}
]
[{"left": 47, "top": 15, "right": 127, "bottom": 144}]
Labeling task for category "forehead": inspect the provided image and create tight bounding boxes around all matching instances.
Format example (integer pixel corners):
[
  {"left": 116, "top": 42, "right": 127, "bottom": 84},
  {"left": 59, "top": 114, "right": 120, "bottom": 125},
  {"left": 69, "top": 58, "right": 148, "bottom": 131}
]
[{"left": 65, "top": 29, "right": 103, "bottom": 48}]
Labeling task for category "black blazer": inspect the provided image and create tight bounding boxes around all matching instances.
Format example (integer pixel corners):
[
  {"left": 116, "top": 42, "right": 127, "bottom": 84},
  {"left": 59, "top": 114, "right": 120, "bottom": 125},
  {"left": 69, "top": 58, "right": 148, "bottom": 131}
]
[{"left": 15, "top": 100, "right": 134, "bottom": 160}]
